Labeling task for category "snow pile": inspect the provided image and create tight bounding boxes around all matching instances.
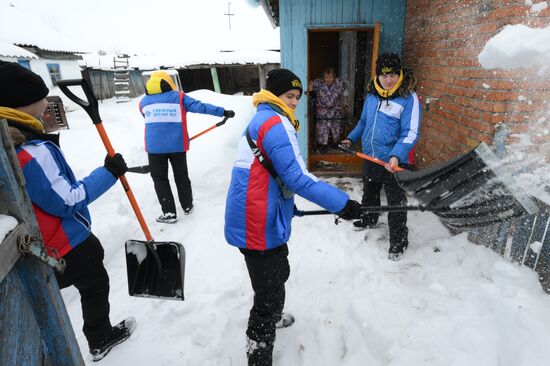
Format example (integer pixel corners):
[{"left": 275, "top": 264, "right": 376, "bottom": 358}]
[
  {"left": 478, "top": 24, "right": 550, "bottom": 200},
  {"left": 478, "top": 24, "right": 550, "bottom": 72}
]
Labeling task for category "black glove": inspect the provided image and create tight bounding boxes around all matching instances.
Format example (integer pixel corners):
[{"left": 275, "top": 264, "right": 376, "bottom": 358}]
[
  {"left": 104, "top": 153, "right": 128, "bottom": 178},
  {"left": 224, "top": 110, "right": 235, "bottom": 118},
  {"left": 338, "top": 199, "right": 362, "bottom": 221}
]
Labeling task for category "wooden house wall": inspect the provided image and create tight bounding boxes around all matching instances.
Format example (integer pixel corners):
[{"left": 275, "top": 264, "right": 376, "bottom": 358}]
[
  {"left": 277, "top": 0, "right": 407, "bottom": 159},
  {"left": 83, "top": 69, "right": 146, "bottom": 100}
]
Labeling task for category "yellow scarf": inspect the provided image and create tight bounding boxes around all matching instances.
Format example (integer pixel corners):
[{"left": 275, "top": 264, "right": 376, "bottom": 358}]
[
  {"left": 0, "top": 107, "right": 45, "bottom": 133},
  {"left": 252, "top": 89, "right": 300, "bottom": 131},
  {"left": 373, "top": 70, "right": 404, "bottom": 98}
]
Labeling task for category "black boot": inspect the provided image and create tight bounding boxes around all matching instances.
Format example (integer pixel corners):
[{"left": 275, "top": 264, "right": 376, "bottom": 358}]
[
  {"left": 388, "top": 241, "right": 409, "bottom": 261},
  {"left": 246, "top": 337, "right": 274, "bottom": 366},
  {"left": 90, "top": 317, "right": 137, "bottom": 362}
]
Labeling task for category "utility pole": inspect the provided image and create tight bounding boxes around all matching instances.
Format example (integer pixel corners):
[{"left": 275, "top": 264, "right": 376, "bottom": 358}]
[{"left": 224, "top": 2, "right": 234, "bottom": 30}]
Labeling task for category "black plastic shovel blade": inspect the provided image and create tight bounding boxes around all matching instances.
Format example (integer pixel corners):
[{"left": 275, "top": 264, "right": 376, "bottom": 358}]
[
  {"left": 125, "top": 240, "right": 185, "bottom": 301},
  {"left": 395, "top": 142, "right": 538, "bottom": 228}
]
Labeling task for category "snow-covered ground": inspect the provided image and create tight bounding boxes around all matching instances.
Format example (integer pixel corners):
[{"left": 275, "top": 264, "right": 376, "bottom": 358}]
[
  {"left": 2, "top": 1, "right": 547, "bottom": 363},
  {"left": 55, "top": 90, "right": 550, "bottom": 366}
]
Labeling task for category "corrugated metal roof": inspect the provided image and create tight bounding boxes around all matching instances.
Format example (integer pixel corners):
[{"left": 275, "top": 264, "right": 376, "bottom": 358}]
[
  {"left": 259, "top": 0, "right": 279, "bottom": 27},
  {"left": 0, "top": 40, "right": 37, "bottom": 59}
]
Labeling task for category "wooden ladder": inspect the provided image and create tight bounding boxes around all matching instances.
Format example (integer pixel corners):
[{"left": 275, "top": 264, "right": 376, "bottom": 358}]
[{"left": 113, "top": 54, "right": 131, "bottom": 103}]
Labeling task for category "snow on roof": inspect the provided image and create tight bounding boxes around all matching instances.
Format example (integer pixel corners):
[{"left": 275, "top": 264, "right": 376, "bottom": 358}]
[
  {"left": 0, "top": 40, "right": 37, "bottom": 59},
  {"left": 0, "top": 3, "right": 87, "bottom": 54},
  {"left": 80, "top": 50, "right": 280, "bottom": 70}
]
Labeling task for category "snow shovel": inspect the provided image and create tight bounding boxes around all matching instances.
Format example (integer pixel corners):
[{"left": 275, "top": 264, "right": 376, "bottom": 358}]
[
  {"left": 124, "top": 116, "right": 231, "bottom": 175},
  {"left": 304, "top": 143, "right": 537, "bottom": 229},
  {"left": 57, "top": 79, "right": 186, "bottom": 301},
  {"left": 395, "top": 142, "right": 538, "bottom": 229}
]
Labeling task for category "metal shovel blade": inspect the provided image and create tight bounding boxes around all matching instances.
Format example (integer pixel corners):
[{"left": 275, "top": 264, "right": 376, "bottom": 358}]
[{"left": 125, "top": 240, "right": 185, "bottom": 301}]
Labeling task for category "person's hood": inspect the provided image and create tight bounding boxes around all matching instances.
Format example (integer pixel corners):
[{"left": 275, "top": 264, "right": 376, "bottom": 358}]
[
  {"left": 145, "top": 71, "right": 177, "bottom": 95},
  {"left": 367, "top": 69, "right": 417, "bottom": 99}
]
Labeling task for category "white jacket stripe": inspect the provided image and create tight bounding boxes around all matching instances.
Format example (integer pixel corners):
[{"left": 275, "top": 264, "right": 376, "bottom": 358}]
[{"left": 23, "top": 144, "right": 87, "bottom": 206}]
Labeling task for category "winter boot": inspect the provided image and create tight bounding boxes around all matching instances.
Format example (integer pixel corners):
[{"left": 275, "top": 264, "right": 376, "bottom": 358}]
[
  {"left": 90, "top": 317, "right": 137, "bottom": 362},
  {"left": 183, "top": 205, "right": 194, "bottom": 215},
  {"left": 388, "top": 242, "right": 409, "bottom": 261},
  {"left": 156, "top": 212, "right": 177, "bottom": 224},
  {"left": 275, "top": 312, "right": 295, "bottom": 329},
  {"left": 246, "top": 337, "right": 274, "bottom": 366},
  {"left": 352, "top": 219, "right": 377, "bottom": 231}
]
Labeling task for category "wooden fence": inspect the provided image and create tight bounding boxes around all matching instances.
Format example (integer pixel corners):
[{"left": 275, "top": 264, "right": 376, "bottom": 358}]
[{"left": 467, "top": 202, "right": 550, "bottom": 292}]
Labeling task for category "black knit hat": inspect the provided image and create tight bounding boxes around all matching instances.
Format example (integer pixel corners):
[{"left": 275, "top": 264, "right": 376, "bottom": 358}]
[
  {"left": 266, "top": 68, "right": 303, "bottom": 97},
  {"left": 0, "top": 61, "right": 49, "bottom": 108},
  {"left": 376, "top": 53, "right": 402, "bottom": 75}
]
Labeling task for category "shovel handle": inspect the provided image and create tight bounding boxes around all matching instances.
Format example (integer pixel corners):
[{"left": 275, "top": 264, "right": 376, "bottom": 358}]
[
  {"left": 295, "top": 205, "right": 430, "bottom": 216},
  {"left": 190, "top": 116, "right": 230, "bottom": 141},
  {"left": 356, "top": 151, "right": 405, "bottom": 172},
  {"left": 58, "top": 79, "right": 153, "bottom": 242},
  {"left": 338, "top": 144, "right": 406, "bottom": 172},
  {"left": 57, "top": 79, "right": 102, "bottom": 124}
]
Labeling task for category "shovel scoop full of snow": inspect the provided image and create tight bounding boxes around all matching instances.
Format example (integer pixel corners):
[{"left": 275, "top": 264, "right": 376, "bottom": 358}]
[{"left": 395, "top": 142, "right": 538, "bottom": 230}]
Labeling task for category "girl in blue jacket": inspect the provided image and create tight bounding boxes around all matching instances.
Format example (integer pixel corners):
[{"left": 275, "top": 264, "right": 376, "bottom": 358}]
[
  {"left": 342, "top": 53, "right": 422, "bottom": 260},
  {"left": 139, "top": 71, "right": 234, "bottom": 223},
  {"left": 224, "top": 68, "right": 361, "bottom": 366}
]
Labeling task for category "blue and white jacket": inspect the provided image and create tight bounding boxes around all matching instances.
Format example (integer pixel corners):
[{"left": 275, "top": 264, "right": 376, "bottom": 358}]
[
  {"left": 347, "top": 77, "right": 421, "bottom": 164},
  {"left": 139, "top": 90, "right": 225, "bottom": 154},
  {"left": 224, "top": 103, "right": 349, "bottom": 251},
  {"left": 16, "top": 140, "right": 116, "bottom": 257}
]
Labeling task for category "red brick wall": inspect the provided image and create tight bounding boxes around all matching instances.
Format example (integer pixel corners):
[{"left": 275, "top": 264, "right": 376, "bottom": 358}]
[{"left": 403, "top": 0, "right": 550, "bottom": 168}]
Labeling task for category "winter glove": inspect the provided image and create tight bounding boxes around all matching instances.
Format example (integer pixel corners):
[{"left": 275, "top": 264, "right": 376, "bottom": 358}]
[
  {"left": 104, "top": 153, "right": 128, "bottom": 178},
  {"left": 338, "top": 199, "right": 362, "bottom": 221},
  {"left": 224, "top": 110, "right": 235, "bottom": 118}
]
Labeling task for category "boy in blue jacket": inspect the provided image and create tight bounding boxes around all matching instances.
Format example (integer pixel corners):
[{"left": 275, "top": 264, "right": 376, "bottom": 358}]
[
  {"left": 0, "top": 61, "right": 135, "bottom": 361},
  {"left": 341, "top": 53, "right": 421, "bottom": 260},
  {"left": 224, "top": 68, "right": 361, "bottom": 366},
  {"left": 139, "top": 71, "right": 234, "bottom": 223}
]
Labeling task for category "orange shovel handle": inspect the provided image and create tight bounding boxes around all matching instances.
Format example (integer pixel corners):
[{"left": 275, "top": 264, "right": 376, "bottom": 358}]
[
  {"left": 96, "top": 124, "right": 153, "bottom": 242},
  {"left": 355, "top": 151, "right": 406, "bottom": 172}
]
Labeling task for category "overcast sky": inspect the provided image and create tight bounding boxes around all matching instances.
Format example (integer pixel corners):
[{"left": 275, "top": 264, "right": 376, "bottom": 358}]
[{"left": 3, "top": 0, "right": 279, "bottom": 54}]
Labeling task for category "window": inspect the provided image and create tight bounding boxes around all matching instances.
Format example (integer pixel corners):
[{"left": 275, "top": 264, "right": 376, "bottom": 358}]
[
  {"left": 17, "top": 60, "right": 31, "bottom": 69},
  {"left": 47, "top": 63, "right": 62, "bottom": 86}
]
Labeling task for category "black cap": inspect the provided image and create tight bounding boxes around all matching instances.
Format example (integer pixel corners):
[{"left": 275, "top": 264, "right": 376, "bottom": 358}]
[
  {"left": 266, "top": 68, "right": 303, "bottom": 97},
  {"left": 376, "top": 53, "right": 402, "bottom": 75},
  {"left": 0, "top": 61, "right": 49, "bottom": 108}
]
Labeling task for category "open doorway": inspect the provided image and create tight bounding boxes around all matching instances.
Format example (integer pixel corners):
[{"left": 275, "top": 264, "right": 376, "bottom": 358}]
[{"left": 307, "top": 25, "right": 380, "bottom": 173}]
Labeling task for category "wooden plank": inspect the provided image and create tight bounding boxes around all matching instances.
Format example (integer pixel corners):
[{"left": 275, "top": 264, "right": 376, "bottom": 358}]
[
  {"left": 535, "top": 215, "right": 550, "bottom": 292},
  {"left": 509, "top": 215, "right": 536, "bottom": 263},
  {"left": 15, "top": 256, "right": 84, "bottom": 365},
  {"left": 371, "top": 21, "right": 381, "bottom": 76},
  {"left": 0, "top": 266, "right": 45, "bottom": 365},
  {"left": 0, "top": 223, "right": 24, "bottom": 283},
  {"left": 493, "top": 219, "right": 512, "bottom": 256},
  {"left": 524, "top": 212, "right": 550, "bottom": 269}
]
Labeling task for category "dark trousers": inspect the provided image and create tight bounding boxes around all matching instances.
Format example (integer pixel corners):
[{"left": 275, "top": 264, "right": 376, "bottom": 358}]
[
  {"left": 148, "top": 152, "right": 193, "bottom": 214},
  {"left": 240, "top": 244, "right": 290, "bottom": 366},
  {"left": 55, "top": 233, "right": 112, "bottom": 348},
  {"left": 362, "top": 178, "right": 409, "bottom": 252}
]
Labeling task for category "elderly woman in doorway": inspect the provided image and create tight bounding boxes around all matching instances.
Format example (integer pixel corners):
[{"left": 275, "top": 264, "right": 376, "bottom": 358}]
[{"left": 308, "top": 67, "right": 348, "bottom": 153}]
